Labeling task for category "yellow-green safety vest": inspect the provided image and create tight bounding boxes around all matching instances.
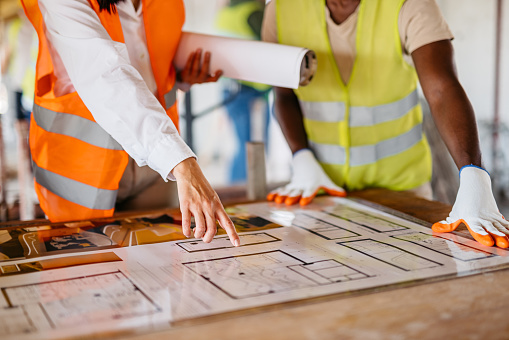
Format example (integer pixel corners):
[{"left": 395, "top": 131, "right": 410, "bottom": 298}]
[{"left": 276, "top": 0, "right": 432, "bottom": 191}]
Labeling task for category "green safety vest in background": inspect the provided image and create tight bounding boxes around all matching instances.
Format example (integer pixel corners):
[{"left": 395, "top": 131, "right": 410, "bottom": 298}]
[
  {"left": 216, "top": 1, "right": 271, "bottom": 92},
  {"left": 276, "top": 0, "right": 432, "bottom": 191}
]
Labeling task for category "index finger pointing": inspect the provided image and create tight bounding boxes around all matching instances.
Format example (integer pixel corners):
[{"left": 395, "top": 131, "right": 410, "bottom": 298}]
[{"left": 217, "top": 210, "right": 240, "bottom": 247}]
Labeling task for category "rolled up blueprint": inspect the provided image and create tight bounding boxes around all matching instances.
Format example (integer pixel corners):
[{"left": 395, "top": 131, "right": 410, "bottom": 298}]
[{"left": 174, "top": 32, "right": 317, "bottom": 89}]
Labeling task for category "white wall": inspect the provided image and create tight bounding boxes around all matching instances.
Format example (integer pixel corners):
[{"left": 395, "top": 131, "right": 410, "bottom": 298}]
[
  {"left": 436, "top": 0, "right": 500, "bottom": 122},
  {"left": 437, "top": 0, "right": 509, "bottom": 125},
  {"left": 500, "top": 0, "right": 509, "bottom": 122},
  {"left": 436, "top": 0, "right": 509, "bottom": 181}
]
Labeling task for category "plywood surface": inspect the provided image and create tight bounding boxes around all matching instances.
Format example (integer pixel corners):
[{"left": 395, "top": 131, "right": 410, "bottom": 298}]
[
  {"left": 2, "top": 189, "right": 504, "bottom": 340},
  {"left": 127, "top": 189, "right": 509, "bottom": 340}
]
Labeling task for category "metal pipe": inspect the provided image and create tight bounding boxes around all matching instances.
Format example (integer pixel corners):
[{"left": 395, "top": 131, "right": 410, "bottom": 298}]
[
  {"left": 184, "top": 90, "right": 194, "bottom": 151},
  {"left": 492, "top": 0, "right": 503, "bottom": 187}
]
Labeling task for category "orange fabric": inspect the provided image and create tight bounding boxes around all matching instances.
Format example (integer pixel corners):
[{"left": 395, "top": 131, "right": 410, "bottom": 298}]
[
  {"left": 35, "top": 182, "right": 114, "bottom": 222},
  {"left": 33, "top": 92, "right": 95, "bottom": 121},
  {"left": 22, "top": 0, "right": 184, "bottom": 221},
  {"left": 30, "top": 117, "right": 128, "bottom": 190},
  {"left": 21, "top": 0, "right": 55, "bottom": 98},
  {"left": 143, "top": 0, "right": 184, "bottom": 125}
]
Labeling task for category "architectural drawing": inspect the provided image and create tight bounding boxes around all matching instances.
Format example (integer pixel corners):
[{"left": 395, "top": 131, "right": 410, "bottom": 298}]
[
  {"left": 0, "top": 212, "right": 281, "bottom": 263},
  {"left": 3, "top": 272, "right": 160, "bottom": 329},
  {"left": 326, "top": 206, "right": 409, "bottom": 233},
  {"left": 183, "top": 250, "right": 371, "bottom": 299},
  {"left": 292, "top": 213, "right": 360, "bottom": 240},
  {"left": 177, "top": 233, "right": 280, "bottom": 253},
  {"left": 338, "top": 239, "right": 442, "bottom": 271},
  {"left": 1, "top": 197, "right": 509, "bottom": 339},
  {"left": 0, "top": 306, "right": 38, "bottom": 335},
  {"left": 392, "top": 232, "right": 496, "bottom": 262}
]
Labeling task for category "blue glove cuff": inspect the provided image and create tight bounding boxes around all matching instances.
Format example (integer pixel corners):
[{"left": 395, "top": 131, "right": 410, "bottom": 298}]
[{"left": 459, "top": 164, "right": 490, "bottom": 177}]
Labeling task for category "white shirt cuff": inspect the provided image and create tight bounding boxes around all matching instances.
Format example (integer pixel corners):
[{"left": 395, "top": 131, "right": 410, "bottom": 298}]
[{"left": 146, "top": 135, "right": 197, "bottom": 181}]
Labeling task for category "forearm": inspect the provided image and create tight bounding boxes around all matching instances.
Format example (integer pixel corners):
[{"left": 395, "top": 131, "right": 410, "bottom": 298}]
[
  {"left": 413, "top": 40, "right": 482, "bottom": 169},
  {"left": 426, "top": 80, "right": 482, "bottom": 168},
  {"left": 274, "top": 87, "right": 309, "bottom": 154}
]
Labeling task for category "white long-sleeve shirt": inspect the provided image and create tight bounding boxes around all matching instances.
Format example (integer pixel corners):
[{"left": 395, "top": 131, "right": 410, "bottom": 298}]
[{"left": 38, "top": 0, "right": 195, "bottom": 181}]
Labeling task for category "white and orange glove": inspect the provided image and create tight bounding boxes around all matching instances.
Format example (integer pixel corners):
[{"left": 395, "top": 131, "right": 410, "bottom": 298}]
[
  {"left": 432, "top": 166, "right": 509, "bottom": 248},
  {"left": 267, "top": 149, "right": 346, "bottom": 206}
]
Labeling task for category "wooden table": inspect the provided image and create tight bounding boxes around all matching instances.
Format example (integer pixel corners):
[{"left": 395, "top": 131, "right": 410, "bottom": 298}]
[{"left": 125, "top": 189, "right": 508, "bottom": 340}]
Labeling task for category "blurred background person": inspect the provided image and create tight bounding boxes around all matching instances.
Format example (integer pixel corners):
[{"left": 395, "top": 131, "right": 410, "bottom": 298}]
[{"left": 216, "top": 0, "right": 272, "bottom": 184}]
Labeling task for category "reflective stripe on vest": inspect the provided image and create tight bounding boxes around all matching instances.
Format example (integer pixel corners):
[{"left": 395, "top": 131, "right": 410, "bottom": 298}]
[
  {"left": 32, "top": 104, "right": 123, "bottom": 150},
  {"left": 33, "top": 162, "right": 117, "bottom": 210},
  {"left": 300, "top": 101, "right": 346, "bottom": 122},
  {"left": 164, "top": 86, "right": 177, "bottom": 110},
  {"left": 300, "top": 89, "right": 417, "bottom": 126},
  {"left": 311, "top": 123, "right": 423, "bottom": 167},
  {"left": 350, "top": 89, "right": 418, "bottom": 127}
]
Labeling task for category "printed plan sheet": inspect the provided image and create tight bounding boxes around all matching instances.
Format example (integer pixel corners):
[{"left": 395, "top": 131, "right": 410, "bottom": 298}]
[{"left": 1, "top": 197, "right": 509, "bottom": 339}]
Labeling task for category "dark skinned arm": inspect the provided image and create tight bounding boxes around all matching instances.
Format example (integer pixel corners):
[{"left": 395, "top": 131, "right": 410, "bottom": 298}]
[
  {"left": 414, "top": 40, "right": 509, "bottom": 249},
  {"left": 412, "top": 39, "right": 482, "bottom": 169},
  {"left": 269, "top": 86, "right": 346, "bottom": 205},
  {"left": 274, "top": 86, "right": 309, "bottom": 154}
]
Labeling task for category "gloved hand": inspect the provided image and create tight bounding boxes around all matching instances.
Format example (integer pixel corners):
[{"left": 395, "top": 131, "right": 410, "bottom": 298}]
[
  {"left": 267, "top": 149, "right": 346, "bottom": 206},
  {"left": 432, "top": 166, "right": 509, "bottom": 248}
]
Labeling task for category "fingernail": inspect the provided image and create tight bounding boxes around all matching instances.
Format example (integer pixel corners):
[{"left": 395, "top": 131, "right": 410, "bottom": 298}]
[{"left": 234, "top": 239, "right": 240, "bottom": 247}]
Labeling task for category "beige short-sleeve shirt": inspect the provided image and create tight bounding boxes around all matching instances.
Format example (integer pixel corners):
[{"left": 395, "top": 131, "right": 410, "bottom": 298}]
[{"left": 262, "top": 0, "right": 454, "bottom": 85}]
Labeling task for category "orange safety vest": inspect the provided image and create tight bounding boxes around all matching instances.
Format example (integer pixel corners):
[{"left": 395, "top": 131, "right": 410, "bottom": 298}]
[{"left": 21, "top": 0, "right": 184, "bottom": 222}]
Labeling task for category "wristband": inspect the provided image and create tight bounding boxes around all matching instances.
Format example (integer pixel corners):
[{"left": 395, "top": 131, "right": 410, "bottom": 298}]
[{"left": 459, "top": 164, "right": 490, "bottom": 177}]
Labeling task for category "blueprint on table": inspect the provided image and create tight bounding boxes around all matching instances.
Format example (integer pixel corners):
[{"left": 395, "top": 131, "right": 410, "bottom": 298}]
[{"left": 1, "top": 197, "right": 508, "bottom": 339}]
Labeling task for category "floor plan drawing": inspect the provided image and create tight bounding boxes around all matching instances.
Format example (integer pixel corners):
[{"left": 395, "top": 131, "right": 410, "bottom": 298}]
[
  {"left": 338, "top": 239, "right": 443, "bottom": 271},
  {"left": 292, "top": 213, "right": 360, "bottom": 240},
  {"left": 2, "top": 196, "right": 509, "bottom": 339},
  {"left": 177, "top": 233, "right": 281, "bottom": 252},
  {"left": 325, "top": 206, "right": 409, "bottom": 233},
  {"left": 0, "top": 306, "right": 41, "bottom": 335},
  {"left": 183, "top": 250, "right": 371, "bottom": 299},
  {"left": 391, "top": 232, "right": 496, "bottom": 262},
  {"left": 3, "top": 272, "right": 161, "bottom": 329}
]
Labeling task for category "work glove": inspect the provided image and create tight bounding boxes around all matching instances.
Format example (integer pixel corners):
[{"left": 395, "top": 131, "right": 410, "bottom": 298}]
[
  {"left": 267, "top": 149, "right": 346, "bottom": 206},
  {"left": 432, "top": 166, "right": 509, "bottom": 248}
]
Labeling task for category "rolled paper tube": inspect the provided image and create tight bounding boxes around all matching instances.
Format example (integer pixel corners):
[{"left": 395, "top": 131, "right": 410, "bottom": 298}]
[{"left": 175, "top": 31, "right": 317, "bottom": 89}]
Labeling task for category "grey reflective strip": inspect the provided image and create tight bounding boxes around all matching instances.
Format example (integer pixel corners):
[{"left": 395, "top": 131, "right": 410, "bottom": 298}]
[
  {"left": 310, "top": 123, "right": 423, "bottom": 166},
  {"left": 33, "top": 104, "right": 123, "bottom": 150},
  {"left": 299, "top": 100, "right": 346, "bottom": 122},
  {"left": 350, "top": 124, "right": 423, "bottom": 166},
  {"left": 350, "top": 90, "right": 418, "bottom": 127},
  {"left": 164, "top": 86, "right": 177, "bottom": 110},
  {"left": 309, "top": 140, "right": 346, "bottom": 165},
  {"left": 33, "top": 162, "right": 117, "bottom": 210}
]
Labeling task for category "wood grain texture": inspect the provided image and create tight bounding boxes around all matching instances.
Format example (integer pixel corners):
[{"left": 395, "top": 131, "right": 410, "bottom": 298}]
[
  {"left": 127, "top": 189, "right": 509, "bottom": 340},
  {"left": 132, "top": 271, "right": 509, "bottom": 340},
  {"left": 2, "top": 189, "right": 504, "bottom": 340}
]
